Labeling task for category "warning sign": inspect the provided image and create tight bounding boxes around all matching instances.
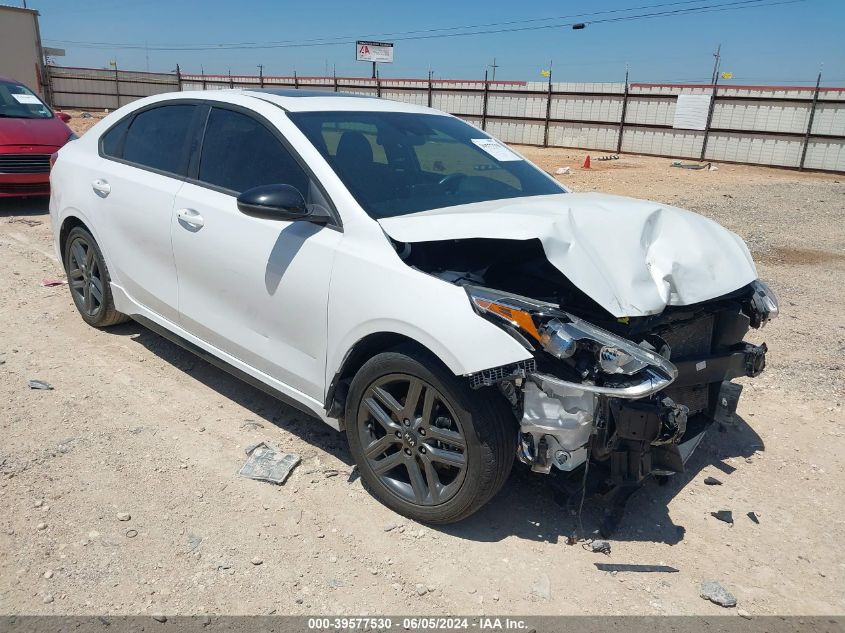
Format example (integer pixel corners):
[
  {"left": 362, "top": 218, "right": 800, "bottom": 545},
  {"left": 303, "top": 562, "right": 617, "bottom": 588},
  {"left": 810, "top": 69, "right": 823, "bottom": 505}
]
[{"left": 356, "top": 40, "right": 394, "bottom": 63}]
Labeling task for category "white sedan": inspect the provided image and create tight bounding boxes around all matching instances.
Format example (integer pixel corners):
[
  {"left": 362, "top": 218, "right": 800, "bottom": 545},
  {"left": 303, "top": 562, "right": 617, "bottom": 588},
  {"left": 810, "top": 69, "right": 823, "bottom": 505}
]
[{"left": 49, "top": 89, "right": 777, "bottom": 532}]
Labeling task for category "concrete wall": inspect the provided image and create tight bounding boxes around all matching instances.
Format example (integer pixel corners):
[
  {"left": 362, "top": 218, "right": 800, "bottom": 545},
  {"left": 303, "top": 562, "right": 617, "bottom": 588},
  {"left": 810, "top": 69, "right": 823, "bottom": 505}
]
[
  {"left": 0, "top": 6, "right": 44, "bottom": 96},
  {"left": 47, "top": 66, "right": 845, "bottom": 173}
]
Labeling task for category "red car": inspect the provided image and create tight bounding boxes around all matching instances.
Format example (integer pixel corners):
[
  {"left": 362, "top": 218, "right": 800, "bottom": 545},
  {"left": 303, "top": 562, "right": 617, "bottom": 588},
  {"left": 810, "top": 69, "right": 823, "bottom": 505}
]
[{"left": 0, "top": 76, "right": 76, "bottom": 197}]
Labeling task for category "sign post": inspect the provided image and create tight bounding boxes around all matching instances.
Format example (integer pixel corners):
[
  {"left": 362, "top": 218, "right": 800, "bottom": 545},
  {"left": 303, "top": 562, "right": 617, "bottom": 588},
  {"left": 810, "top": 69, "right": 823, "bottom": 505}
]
[{"left": 356, "top": 40, "right": 394, "bottom": 79}]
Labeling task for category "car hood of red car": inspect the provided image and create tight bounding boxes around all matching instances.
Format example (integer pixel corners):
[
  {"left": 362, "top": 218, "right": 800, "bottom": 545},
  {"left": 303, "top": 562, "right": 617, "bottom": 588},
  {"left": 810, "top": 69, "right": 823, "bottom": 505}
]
[{"left": 0, "top": 116, "right": 72, "bottom": 148}]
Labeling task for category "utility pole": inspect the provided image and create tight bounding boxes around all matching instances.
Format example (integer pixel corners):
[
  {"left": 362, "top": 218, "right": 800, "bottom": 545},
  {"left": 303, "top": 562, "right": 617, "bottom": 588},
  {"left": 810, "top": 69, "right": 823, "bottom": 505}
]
[
  {"left": 710, "top": 43, "right": 721, "bottom": 84},
  {"left": 542, "top": 60, "right": 553, "bottom": 147},
  {"left": 488, "top": 57, "right": 499, "bottom": 82},
  {"left": 257, "top": 64, "right": 264, "bottom": 88}
]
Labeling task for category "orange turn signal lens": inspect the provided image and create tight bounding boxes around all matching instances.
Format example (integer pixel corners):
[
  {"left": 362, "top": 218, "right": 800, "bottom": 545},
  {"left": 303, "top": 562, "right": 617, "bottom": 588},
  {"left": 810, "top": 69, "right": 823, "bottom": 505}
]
[{"left": 473, "top": 298, "right": 543, "bottom": 342}]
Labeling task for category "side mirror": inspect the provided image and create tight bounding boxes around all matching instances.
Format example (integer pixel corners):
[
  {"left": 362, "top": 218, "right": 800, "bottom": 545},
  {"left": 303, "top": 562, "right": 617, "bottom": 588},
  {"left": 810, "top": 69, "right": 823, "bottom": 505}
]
[
  {"left": 56, "top": 111, "right": 72, "bottom": 123},
  {"left": 237, "top": 184, "right": 312, "bottom": 221}
]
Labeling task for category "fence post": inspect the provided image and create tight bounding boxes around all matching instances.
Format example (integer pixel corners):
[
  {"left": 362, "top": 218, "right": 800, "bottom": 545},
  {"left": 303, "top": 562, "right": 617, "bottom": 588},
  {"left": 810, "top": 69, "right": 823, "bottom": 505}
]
[
  {"left": 616, "top": 69, "right": 629, "bottom": 154},
  {"left": 699, "top": 75, "right": 720, "bottom": 161},
  {"left": 113, "top": 62, "right": 121, "bottom": 109},
  {"left": 481, "top": 70, "right": 489, "bottom": 131},
  {"left": 542, "top": 68, "right": 553, "bottom": 147},
  {"left": 175, "top": 64, "right": 182, "bottom": 92},
  {"left": 427, "top": 71, "right": 433, "bottom": 108},
  {"left": 799, "top": 71, "right": 822, "bottom": 171},
  {"left": 44, "top": 64, "right": 55, "bottom": 109}
]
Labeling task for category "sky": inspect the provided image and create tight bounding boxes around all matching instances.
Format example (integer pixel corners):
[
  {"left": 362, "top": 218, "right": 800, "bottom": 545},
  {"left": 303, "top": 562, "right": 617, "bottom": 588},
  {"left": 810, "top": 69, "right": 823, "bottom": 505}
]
[{"left": 19, "top": 0, "right": 845, "bottom": 85}]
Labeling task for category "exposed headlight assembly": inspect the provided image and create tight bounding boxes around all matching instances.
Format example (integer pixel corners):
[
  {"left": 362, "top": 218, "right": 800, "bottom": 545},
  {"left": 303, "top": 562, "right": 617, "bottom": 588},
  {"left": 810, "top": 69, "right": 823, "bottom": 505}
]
[{"left": 466, "top": 285, "right": 677, "bottom": 394}]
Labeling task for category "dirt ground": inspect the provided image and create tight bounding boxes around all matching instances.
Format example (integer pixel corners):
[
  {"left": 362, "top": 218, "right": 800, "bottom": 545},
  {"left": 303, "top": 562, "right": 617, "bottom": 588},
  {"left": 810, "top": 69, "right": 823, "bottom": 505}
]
[{"left": 1, "top": 116, "right": 844, "bottom": 617}]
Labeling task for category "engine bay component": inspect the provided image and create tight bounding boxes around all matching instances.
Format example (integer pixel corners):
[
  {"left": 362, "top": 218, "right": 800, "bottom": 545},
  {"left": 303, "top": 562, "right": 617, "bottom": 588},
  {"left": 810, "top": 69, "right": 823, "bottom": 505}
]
[
  {"left": 608, "top": 397, "right": 690, "bottom": 483},
  {"left": 520, "top": 380, "right": 596, "bottom": 473}
]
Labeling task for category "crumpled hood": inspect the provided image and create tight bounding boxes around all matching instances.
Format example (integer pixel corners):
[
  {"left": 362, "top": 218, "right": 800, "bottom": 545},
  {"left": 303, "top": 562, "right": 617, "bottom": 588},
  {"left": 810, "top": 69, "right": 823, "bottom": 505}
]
[{"left": 378, "top": 192, "right": 758, "bottom": 317}]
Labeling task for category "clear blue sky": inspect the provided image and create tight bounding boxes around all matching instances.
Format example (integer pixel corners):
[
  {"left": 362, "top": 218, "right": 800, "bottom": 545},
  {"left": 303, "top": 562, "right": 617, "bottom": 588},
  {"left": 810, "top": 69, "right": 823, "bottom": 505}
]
[{"left": 24, "top": 0, "right": 845, "bottom": 84}]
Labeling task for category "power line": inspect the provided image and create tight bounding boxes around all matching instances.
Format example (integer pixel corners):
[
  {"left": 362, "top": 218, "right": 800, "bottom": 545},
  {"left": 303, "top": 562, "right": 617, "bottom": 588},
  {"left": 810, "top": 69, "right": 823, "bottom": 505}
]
[
  {"left": 44, "top": 0, "right": 807, "bottom": 51},
  {"left": 45, "top": 0, "right": 718, "bottom": 49}
]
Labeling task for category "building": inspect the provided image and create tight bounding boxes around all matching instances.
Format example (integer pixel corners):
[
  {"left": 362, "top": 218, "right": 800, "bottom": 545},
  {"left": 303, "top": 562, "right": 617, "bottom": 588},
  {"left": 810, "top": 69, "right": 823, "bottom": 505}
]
[{"left": 0, "top": 4, "right": 48, "bottom": 98}]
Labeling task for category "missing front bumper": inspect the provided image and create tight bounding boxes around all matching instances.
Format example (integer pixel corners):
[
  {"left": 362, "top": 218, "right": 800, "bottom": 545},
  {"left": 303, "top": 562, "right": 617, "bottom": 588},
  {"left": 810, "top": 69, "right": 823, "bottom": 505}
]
[{"left": 516, "top": 342, "right": 765, "bottom": 479}]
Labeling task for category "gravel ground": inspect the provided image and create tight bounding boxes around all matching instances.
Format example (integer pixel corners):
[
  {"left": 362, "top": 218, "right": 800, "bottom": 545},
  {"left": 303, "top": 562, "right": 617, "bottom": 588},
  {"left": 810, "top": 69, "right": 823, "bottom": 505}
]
[{"left": 1, "top": 122, "right": 843, "bottom": 616}]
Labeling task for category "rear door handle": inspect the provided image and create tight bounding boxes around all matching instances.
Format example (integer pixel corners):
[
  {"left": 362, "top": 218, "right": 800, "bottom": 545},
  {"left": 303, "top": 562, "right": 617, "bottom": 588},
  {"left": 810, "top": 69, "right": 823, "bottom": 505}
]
[
  {"left": 176, "top": 208, "right": 204, "bottom": 229},
  {"left": 92, "top": 179, "right": 111, "bottom": 197}
]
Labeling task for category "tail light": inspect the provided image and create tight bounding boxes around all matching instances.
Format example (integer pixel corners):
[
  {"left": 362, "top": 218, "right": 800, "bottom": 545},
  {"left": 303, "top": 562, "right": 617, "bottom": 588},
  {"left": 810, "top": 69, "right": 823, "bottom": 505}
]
[{"left": 49, "top": 152, "right": 59, "bottom": 170}]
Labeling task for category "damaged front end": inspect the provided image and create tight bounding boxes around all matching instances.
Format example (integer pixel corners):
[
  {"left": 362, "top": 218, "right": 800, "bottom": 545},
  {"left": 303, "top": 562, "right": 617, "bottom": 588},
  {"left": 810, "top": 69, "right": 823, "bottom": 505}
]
[{"left": 461, "top": 279, "right": 777, "bottom": 496}]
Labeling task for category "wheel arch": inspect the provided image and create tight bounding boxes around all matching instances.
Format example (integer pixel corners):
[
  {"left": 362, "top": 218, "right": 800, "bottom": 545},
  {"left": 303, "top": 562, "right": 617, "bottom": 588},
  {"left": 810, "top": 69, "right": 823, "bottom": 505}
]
[
  {"left": 59, "top": 215, "right": 90, "bottom": 258},
  {"left": 325, "top": 331, "right": 455, "bottom": 424}
]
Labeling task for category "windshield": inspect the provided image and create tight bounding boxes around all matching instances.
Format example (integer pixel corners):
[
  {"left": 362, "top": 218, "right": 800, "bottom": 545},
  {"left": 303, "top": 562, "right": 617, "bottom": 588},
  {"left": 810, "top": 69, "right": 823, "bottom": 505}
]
[
  {"left": 289, "top": 111, "right": 564, "bottom": 218},
  {"left": 0, "top": 81, "right": 53, "bottom": 120}
]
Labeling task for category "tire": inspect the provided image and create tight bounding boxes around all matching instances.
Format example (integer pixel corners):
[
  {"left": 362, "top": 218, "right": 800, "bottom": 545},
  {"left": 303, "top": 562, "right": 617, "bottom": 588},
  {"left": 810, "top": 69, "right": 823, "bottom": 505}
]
[
  {"left": 63, "top": 226, "right": 129, "bottom": 328},
  {"left": 345, "top": 344, "right": 516, "bottom": 524}
]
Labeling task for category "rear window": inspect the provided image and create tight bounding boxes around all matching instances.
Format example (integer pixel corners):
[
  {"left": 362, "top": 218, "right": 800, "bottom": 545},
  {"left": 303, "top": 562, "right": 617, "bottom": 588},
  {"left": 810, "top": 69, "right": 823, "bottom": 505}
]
[
  {"left": 100, "top": 117, "right": 130, "bottom": 158},
  {"left": 121, "top": 105, "right": 196, "bottom": 175}
]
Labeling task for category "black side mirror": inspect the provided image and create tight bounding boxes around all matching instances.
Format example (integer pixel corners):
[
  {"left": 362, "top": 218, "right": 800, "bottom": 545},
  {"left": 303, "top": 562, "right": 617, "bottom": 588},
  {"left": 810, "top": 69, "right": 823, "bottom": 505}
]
[{"left": 237, "top": 184, "right": 313, "bottom": 221}]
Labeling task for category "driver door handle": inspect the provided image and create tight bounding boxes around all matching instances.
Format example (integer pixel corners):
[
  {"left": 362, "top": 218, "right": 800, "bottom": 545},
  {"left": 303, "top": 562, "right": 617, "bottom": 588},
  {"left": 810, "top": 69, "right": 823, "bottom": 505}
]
[
  {"left": 91, "top": 179, "right": 111, "bottom": 197},
  {"left": 176, "top": 208, "right": 204, "bottom": 229}
]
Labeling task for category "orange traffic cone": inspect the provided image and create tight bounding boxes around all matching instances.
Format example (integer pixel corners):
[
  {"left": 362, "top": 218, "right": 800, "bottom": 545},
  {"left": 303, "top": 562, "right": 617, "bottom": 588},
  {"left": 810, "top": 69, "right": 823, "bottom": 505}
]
[{"left": 583, "top": 154, "right": 591, "bottom": 169}]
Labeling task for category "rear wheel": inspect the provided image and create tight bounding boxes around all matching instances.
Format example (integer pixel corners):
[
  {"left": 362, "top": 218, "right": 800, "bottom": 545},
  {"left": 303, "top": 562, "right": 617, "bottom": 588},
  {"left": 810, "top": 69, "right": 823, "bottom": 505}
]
[
  {"left": 63, "top": 226, "right": 129, "bottom": 327},
  {"left": 346, "top": 346, "right": 515, "bottom": 524}
]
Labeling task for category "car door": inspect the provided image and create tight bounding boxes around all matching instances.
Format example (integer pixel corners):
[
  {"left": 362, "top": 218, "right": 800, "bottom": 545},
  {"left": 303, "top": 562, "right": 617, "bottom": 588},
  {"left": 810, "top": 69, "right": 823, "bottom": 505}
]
[
  {"left": 171, "top": 104, "right": 342, "bottom": 402},
  {"left": 94, "top": 103, "right": 201, "bottom": 322}
]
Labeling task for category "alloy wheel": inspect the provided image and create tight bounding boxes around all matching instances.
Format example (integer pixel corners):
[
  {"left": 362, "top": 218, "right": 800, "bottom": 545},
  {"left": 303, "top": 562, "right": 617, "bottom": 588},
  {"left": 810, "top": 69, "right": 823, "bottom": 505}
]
[
  {"left": 357, "top": 373, "right": 468, "bottom": 506},
  {"left": 67, "top": 236, "right": 104, "bottom": 317}
]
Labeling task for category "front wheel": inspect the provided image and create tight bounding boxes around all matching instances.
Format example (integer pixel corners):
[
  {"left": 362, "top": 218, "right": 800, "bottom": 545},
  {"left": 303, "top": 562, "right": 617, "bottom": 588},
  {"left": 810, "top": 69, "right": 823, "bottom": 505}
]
[{"left": 345, "top": 346, "right": 515, "bottom": 524}]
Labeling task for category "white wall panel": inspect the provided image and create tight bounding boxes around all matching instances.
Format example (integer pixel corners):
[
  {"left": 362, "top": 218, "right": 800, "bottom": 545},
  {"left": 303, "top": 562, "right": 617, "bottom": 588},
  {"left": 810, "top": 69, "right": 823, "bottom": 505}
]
[
  {"left": 487, "top": 94, "right": 545, "bottom": 119},
  {"left": 624, "top": 97, "right": 675, "bottom": 126},
  {"left": 812, "top": 103, "right": 845, "bottom": 136},
  {"left": 548, "top": 123, "right": 619, "bottom": 151},
  {"left": 486, "top": 119, "right": 546, "bottom": 146},
  {"left": 704, "top": 133, "right": 803, "bottom": 167},
  {"left": 802, "top": 140, "right": 845, "bottom": 171},
  {"left": 712, "top": 100, "right": 809, "bottom": 133},
  {"left": 622, "top": 128, "right": 703, "bottom": 158},
  {"left": 550, "top": 95, "right": 623, "bottom": 122}
]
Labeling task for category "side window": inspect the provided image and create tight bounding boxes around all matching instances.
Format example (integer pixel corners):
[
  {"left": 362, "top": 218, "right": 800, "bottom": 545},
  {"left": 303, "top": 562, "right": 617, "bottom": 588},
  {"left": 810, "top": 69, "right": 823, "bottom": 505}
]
[
  {"left": 100, "top": 117, "right": 130, "bottom": 158},
  {"left": 198, "top": 107, "right": 309, "bottom": 195},
  {"left": 122, "top": 104, "right": 196, "bottom": 175}
]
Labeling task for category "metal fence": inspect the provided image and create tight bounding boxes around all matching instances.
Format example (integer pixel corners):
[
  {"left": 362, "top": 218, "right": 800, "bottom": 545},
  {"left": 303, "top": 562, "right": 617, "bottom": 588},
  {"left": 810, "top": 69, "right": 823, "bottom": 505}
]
[{"left": 46, "top": 65, "right": 845, "bottom": 173}]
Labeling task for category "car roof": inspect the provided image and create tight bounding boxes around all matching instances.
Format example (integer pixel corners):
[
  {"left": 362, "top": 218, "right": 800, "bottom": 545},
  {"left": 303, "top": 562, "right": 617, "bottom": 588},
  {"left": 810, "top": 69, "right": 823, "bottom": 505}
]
[{"left": 240, "top": 88, "right": 440, "bottom": 115}]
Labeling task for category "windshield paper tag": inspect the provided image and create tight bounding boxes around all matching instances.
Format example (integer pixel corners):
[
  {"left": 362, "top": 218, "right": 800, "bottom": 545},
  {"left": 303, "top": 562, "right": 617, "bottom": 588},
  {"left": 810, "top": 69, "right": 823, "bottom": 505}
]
[
  {"left": 471, "top": 138, "right": 522, "bottom": 162},
  {"left": 12, "top": 94, "right": 41, "bottom": 105}
]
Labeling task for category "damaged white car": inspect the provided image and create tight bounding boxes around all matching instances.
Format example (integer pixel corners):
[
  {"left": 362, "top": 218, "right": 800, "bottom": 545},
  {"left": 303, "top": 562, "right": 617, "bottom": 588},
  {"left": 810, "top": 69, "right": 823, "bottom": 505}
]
[{"left": 49, "top": 90, "right": 778, "bottom": 531}]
